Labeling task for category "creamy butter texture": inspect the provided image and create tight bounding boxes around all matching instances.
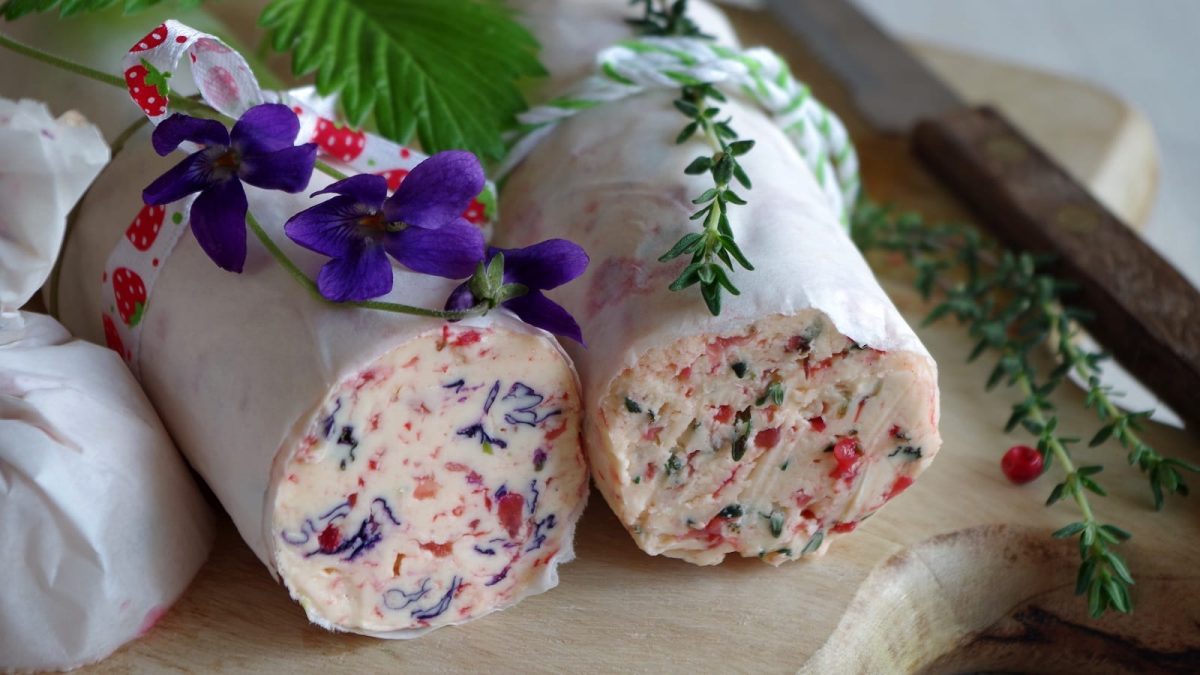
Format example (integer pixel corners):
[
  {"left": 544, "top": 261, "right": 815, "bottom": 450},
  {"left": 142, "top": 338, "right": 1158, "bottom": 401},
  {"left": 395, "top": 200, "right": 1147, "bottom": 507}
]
[
  {"left": 272, "top": 325, "right": 587, "bottom": 634},
  {"left": 595, "top": 311, "right": 939, "bottom": 564}
]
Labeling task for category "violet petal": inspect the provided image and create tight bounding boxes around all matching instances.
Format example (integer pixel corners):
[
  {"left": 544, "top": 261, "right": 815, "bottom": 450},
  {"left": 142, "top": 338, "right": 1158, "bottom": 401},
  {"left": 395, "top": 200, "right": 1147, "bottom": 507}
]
[
  {"left": 189, "top": 179, "right": 248, "bottom": 273},
  {"left": 316, "top": 242, "right": 393, "bottom": 302},
  {"left": 498, "top": 239, "right": 590, "bottom": 290},
  {"left": 230, "top": 103, "right": 301, "bottom": 156},
  {"left": 284, "top": 195, "right": 374, "bottom": 259},
  {"left": 504, "top": 290, "right": 583, "bottom": 344},
  {"left": 151, "top": 114, "right": 229, "bottom": 156},
  {"left": 444, "top": 282, "right": 476, "bottom": 312},
  {"left": 143, "top": 151, "right": 216, "bottom": 205},
  {"left": 239, "top": 143, "right": 317, "bottom": 193},
  {"left": 382, "top": 150, "right": 485, "bottom": 229},
  {"left": 385, "top": 219, "right": 485, "bottom": 279},
  {"left": 312, "top": 173, "right": 388, "bottom": 207}
]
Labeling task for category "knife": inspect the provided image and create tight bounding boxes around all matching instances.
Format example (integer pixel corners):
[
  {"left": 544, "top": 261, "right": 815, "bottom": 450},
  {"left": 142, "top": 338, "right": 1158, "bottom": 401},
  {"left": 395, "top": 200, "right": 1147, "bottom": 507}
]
[{"left": 765, "top": 0, "right": 1200, "bottom": 432}]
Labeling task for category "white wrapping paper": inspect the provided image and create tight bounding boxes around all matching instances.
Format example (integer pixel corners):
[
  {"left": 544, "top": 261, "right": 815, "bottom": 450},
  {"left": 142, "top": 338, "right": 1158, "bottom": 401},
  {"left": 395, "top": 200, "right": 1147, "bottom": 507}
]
[
  {"left": 504, "top": 0, "right": 934, "bottom": 407},
  {"left": 54, "top": 130, "right": 585, "bottom": 636},
  {"left": 0, "top": 99, "right": 213, "bottom": 673}
]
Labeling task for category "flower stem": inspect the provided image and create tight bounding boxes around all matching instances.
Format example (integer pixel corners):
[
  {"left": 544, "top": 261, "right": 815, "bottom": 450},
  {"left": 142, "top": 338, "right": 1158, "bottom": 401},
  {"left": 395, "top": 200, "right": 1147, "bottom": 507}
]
[
  {"left": 244, "top": 213, "right": 487, "bottom": 321},
  {"left": 0, "top": 31, "right": 125, "bottom": 89}
]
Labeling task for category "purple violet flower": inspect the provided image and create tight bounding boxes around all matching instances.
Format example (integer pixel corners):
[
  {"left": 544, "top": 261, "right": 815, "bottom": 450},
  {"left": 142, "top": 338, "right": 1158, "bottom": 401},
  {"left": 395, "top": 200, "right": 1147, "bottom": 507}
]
[
  {"left": 284, "top": 151, "right": 487, "bottom": 302},
  {"left": 445, "top": 239, "right": 589, "bottom": 344},
  {"left": 142, "top": 103, "right": 317, "bottom": 273}
]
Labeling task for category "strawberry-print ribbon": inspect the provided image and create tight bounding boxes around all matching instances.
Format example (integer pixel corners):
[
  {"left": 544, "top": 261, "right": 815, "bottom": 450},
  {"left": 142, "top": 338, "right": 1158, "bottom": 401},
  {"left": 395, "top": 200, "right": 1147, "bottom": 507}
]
[{"left": 104, "top": 21, "right": 497, "bottom": 372}]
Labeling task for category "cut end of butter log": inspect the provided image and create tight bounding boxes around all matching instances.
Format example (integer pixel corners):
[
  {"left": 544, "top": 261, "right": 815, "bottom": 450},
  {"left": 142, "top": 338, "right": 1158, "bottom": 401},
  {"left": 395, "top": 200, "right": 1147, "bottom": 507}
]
[
  {"left": 269, "top": 324, "right": 589, "bottom": 635},
  {"left": 594, "top": 311, "right": 939, "bottom": 565}
]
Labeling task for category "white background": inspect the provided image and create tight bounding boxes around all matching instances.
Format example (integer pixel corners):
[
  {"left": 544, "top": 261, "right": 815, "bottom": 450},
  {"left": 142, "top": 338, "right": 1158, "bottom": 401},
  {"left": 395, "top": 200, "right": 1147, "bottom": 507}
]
[{"left": 852, "top": 0, "right": 1200, "bottom": 289}]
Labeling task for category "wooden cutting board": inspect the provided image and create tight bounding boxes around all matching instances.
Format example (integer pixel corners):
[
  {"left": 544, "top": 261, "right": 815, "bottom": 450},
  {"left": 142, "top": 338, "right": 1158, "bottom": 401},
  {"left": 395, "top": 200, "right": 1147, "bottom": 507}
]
[{"left": 76, "top": 7, "right": 1199, "bottom": 674}]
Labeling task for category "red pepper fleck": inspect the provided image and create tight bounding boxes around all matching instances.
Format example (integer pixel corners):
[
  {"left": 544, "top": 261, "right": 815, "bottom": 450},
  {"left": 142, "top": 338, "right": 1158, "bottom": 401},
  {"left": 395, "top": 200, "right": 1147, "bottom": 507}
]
[
  {"left": 754, "top": 427, "right": 781, "bottom": 449},
  {"left": 786, "top": 335, "right": 806, "bottom": 352},
  {"left": 645, "top": 462, "right": 658, "bottom": 480},
  {"left": 1001, "top": 445, "right": 1043, "bottom": 485},
  {"left": 888, "top": 425, "right": 902, "bottom": 438},
  {"left": 414, "top": 475, "right": 440, "bottom": 500},
  {"left": 369, "top": 413, "right": 381, "bottom": 432},
  {"left": 677, "top": 366, "right": 692, "bottom": 381},
  {"left": 715, "top": 405, "right": 734, "bottom": 424},
  {"left": 545, "top": 422, "right": 568, "bottom": 441},
  {"left": 368, "top": 459, "right": 379, "bottom": 471},
  {"left": 801, "top": 508, "right": 817, "bottom": 520},
  {"left": 404, "top": 421, "right": 413, "bottom": 431},
  {"left": 886, "top": 475, "right": 915, "bottom": 501},
  {"left": 830, "top": 436, "right": 862, "bottom": 480},
  {"left": 347, "top": 493, "right": 358, "bottom": 508},
  {"left": 498, "top": 493, "right": 525, "bottom": 539},
  {"left": 793, "top": 492, "right": 813, "bottom": 508},
  {"left": 452, "top": 329, "right": 482, "bottom": 347},
  {"left": 318, "top": 524, "right": 340, "bottom": 553},
  {"left": 808, "top": 416, "right": 826, "bottom": 432},
  {"left": 832, "top": 521, "right": 858, "bottom": 534},
  {"left": 420, "top": 541, "right": 454, "bottom": 557},
  {"left": 643, "top": 426, "right": 664, "bottom": 442}
]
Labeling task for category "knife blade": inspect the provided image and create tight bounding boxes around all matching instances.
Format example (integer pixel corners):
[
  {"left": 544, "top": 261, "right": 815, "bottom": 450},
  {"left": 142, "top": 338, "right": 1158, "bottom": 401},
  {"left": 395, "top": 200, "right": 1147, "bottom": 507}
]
[{"left": 765, "top": 0, "right": 1200, "bottom": 432}]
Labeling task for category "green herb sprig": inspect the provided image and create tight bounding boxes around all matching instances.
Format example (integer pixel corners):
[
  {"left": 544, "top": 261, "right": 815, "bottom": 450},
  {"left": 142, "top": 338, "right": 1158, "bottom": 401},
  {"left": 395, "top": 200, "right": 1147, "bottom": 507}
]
[
  {"left": 632, "top": 0, "right": 756, "bottom": 316},
  {"left": 626, "top": 0, "right": 708, "bottom": 38},
  {"left": 658, "top": 83, "right": 755, "bottom": 315},
  {"left": 852, "top": 200, "right": 1198, "bottom": 617}
]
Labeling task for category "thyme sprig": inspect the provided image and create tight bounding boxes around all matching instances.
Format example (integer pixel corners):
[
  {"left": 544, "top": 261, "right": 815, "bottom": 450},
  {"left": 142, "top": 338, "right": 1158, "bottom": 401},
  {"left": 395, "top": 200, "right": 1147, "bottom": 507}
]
[
  {"left": 626, "top": 0, "right": 708, "bottom": 38},
  {"left": 851, "top": 200, "right": 1198, "bottom": 617},
  {"left": 631, "top": 0, "right": 756, "bottom": 316},
  {"left": 658, "top": 83, "right": 755, "bottom": 315}
]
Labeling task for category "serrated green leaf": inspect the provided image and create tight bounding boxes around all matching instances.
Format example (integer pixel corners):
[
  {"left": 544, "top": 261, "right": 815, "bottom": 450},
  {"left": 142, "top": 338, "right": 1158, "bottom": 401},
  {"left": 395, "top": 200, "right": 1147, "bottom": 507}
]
[
  {"left": 259, "top": 0, "right": 543, "bottom": 161},
  {"left": 1, "top": 0, "right": 193, "bottom": 18}
]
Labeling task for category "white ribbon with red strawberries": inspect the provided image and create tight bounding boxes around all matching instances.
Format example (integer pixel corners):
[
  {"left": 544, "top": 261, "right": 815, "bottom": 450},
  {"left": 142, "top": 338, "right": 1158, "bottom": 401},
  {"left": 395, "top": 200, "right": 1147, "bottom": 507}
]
[{"left": 103, "top": 21, "right": 497, "bottom": 374}]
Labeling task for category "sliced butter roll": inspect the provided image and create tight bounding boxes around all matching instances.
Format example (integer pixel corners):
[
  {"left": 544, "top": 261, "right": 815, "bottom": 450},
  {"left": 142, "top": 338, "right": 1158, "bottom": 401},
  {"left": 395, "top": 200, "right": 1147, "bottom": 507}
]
[
  {"left": 500, "top": 0, "right": 941, "bottom": 565},
  {"left": 55, "top": 136, "right": 588, "bottom": 636}
]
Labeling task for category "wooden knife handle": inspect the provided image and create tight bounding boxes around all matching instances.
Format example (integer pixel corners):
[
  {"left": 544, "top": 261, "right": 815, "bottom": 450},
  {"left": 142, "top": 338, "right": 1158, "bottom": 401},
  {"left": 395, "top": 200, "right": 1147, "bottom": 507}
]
[{"left": 913, "top": 106, "right": 1200, "bottom": 431}]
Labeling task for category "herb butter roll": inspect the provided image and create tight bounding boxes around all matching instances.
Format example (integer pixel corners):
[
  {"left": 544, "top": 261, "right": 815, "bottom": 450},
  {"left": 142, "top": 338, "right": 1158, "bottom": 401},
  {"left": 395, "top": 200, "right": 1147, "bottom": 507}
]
[
  {"left": 53, "top": 127, "right": 589, "bottom": 636},
  {"left": 499, "top": 0, "right": 941, "bottom": 565}
]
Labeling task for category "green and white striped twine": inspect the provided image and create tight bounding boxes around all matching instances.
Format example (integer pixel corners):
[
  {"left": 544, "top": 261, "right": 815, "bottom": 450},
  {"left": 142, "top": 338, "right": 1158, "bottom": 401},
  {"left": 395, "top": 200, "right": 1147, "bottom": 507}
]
[{"left": 499, "top": 36, "right": 861, "bottom": 226}]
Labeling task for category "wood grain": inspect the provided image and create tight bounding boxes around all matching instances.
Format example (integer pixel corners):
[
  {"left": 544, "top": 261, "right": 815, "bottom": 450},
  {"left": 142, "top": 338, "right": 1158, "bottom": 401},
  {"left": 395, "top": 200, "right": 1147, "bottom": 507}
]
[{"left": 71, "top": 5, "right": 1200, "bottom": 673}]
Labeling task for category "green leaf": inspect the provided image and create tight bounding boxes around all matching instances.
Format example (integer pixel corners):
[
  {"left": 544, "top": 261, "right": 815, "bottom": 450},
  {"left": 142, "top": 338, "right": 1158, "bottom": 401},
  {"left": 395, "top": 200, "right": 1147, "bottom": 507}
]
[
  {"left": 1089, "top": 424, "right": 1115, "bottom": 447},
  {"left": 684, "top": 156, "right": 712, "bottom": 175},
  {"left": 701, "top": 279, "right": 722, "bottom": 315},
  {"left": 259, "top": 0, "right": 544, "bottom": 161},
  {"left": 659, "top": 232, "right": 704, "bottom": 262},
  {"left": 1, "top": 0, "right": 192, "bottom": 19},
  {"left": 1051, "top": 522, "right": 1085, "bottom": 539},
  {"left": 676, "top": 121, "right": 699, "bottom": 144},
  {"left": 727, "top": 139, "right": 755, "bottom": 156}
]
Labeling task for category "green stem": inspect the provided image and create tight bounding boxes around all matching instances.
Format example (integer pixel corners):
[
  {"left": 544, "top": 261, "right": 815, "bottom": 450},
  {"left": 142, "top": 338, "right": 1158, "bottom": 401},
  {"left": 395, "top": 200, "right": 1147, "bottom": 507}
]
[
  {"left": 244, "top": 213, "right": 487, "bottom": 321},
  {"left": 1013, "top": 367, "right": 1096, "bottom": 521},
  {"left": 315, "top": 160, "right": 349, "bottom": 182},
  {"left": 0, "top": 31, "right": 125, "bottom": 88}
]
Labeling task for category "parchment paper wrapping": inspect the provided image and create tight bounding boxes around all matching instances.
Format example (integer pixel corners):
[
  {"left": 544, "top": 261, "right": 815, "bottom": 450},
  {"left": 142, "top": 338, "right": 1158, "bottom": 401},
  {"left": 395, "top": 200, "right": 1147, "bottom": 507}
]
[
  {"left": 502, "top": 0, "right": 935, "bottom": 408},
  {"left": 54, "top": 130, "right": 583, "bottom": 637},
  {"left": 0, "top": 100, "right": 212, "bottom": 673}
]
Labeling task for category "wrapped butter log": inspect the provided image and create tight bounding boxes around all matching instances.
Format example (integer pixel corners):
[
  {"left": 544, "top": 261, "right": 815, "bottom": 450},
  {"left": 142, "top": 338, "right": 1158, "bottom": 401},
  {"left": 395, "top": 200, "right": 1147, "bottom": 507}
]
[
  {"left": 0, "top": 98, "right": 212, "bottom": 672},
  {"left": 500, "top": 0, "right": 941, "bottom": 565},
  {"left": 51, "top": 25, "right": 588, "bottom": 636}
]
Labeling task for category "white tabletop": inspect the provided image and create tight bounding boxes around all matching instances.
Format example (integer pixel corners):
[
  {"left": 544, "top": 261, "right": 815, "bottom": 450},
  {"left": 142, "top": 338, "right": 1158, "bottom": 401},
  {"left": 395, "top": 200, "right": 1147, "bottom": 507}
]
[{"left": 853, "top": 0, "right": 1200, "bottom": 290}]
